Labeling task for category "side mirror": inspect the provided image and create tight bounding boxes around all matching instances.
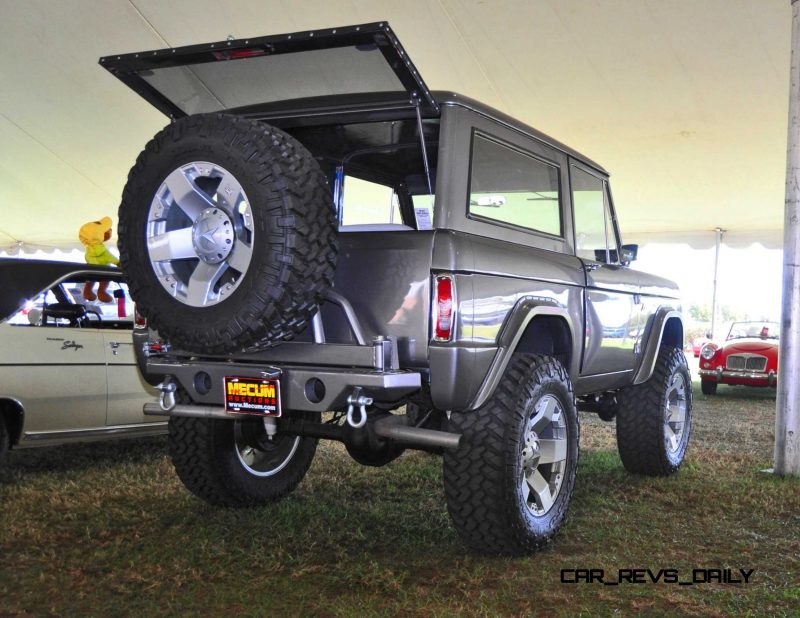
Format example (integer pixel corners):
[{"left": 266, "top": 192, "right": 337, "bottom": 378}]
[{"left": 621, "top": 244, "right": 638, "bottom": 265}]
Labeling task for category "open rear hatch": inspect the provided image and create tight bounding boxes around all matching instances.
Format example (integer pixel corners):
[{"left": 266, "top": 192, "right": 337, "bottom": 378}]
[{"left": 100, "top": 22, "right": 438, "bottom": 120}]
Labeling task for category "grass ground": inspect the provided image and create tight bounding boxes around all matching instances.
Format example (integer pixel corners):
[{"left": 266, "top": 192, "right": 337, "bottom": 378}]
[{"left": 1, "top": 366, "right": 798, "bottom": 617}]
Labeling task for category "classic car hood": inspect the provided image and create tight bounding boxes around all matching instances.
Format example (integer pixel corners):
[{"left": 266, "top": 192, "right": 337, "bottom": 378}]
[
  {"left": 723, "top": 339, "right": 777, "bottom": 353},
  {"left": 99, "top": 22, "right": 438, "bottom": 120}
]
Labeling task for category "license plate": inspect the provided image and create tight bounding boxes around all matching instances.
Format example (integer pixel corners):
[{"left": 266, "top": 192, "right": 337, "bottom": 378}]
[{"left": 223, "top": 376, "right": 281, "bottom": 416}]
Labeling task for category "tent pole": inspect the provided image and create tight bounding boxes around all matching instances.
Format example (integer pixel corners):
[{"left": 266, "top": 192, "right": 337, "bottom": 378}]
[
  {"left": 774, "top": 0, "right": 800, "bottom": 476},
  {"left": 710, "top": 227, "right": 723, "bottom": 338}
]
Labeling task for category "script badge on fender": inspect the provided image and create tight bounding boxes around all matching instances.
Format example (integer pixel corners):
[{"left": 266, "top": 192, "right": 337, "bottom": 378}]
[{"left": 224, "top": 376, "right": 282, "bottom": 416}]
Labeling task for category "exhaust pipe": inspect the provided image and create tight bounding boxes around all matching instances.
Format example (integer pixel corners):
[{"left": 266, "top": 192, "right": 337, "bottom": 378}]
[
  {"left": 144, "top": 403, "right": 461, "bottom": 450},
  {"left": 372, "top": 414, "right": 460, "bottom": 450},
  {"left": 144, "top": 403, "right": 228, "bottom": 419}
]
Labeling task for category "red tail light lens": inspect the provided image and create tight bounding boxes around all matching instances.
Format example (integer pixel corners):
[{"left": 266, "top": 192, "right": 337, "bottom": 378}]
[
  {"left": 134, "top": 305, "right": 147, "bottom": 329},
  {"left": 433, "top": 275, "right": 456, "bottom": 341}
]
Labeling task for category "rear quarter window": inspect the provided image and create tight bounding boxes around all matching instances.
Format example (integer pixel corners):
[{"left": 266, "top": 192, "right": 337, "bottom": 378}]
[{"left": 468, "top": 133, "right": 561, "bottom": 237}]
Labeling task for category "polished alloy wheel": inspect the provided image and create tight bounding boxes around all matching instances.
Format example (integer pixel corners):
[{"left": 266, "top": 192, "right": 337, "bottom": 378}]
[
  {"left": 146, "top": 161, "right": 254, "bottom": 307},
  {"left": 520, "top": 394, "right": 568, "bottom": 516},
  {"left": 234, "top": 418, "right": 301, "bottom": 477},
  {"left": 664, "top": 372, "right": 688, "bottom": 454}
]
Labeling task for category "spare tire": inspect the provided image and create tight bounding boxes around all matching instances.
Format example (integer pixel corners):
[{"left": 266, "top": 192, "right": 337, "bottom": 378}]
[{"left": 118, "top": 113, "right": 337, "bottom": 353}]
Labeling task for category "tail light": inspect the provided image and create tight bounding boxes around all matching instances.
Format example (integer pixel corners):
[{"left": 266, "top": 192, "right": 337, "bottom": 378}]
[
  {"left": 433, "top": 274, "right": 456, "bottom": 342},
  {"left": 134, "top": 304, "right": 147, "bottom": 329},
  {"left": 113, "top": 289, "right": 127, "bottom": 318}
]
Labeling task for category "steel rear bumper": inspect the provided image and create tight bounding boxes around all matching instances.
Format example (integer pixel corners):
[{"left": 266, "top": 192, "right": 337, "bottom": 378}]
[
  {"left": 698, "top": 367, "right": 777, "bottom": 386},
  {"left": 145, "top": 358, "right": 421, "bottom": 413}
]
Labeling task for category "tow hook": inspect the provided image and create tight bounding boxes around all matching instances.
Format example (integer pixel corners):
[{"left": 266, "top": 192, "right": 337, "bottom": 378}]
[
  {"left": 346, "top": 387, "right": 372, "bottom": 429},
  {"left": 157, "top": 379, "right": 177, "bottom": 411}
]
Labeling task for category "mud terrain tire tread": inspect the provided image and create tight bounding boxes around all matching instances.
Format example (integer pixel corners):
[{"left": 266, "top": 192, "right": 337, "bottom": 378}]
[
  {"left": 616, "top": 346, "right": 693, "bottom": 476},
  {"left": 118, "top": 113, "right": 337, "bottom": 353},
  {"left": 443, "top": 353, "right": 579, "bottom": 555}
]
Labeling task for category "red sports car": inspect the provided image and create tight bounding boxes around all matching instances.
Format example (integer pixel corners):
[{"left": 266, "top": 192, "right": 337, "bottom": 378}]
[
  {"left": 691, "top": 334, "right": 712, "bottom": 357},
  {"left": 698, "top": 321, "right": 779, "bottom": 395}
]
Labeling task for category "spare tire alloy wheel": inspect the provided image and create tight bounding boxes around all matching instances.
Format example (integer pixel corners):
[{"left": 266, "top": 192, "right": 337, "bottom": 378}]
[
  {"left": 118, "top": 114, "right": 337, "bottom": 354},
  {"left": 147, "top": 162, "right": 253, "bottom": 307}
]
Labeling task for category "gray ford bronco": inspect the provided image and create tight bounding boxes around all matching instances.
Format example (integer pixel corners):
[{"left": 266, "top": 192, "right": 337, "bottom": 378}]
[{"left": 102, "top": 22, "right": 691, "bottom": 555}]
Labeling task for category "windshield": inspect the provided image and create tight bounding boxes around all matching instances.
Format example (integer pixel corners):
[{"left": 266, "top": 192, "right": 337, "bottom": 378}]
[{"left": 726, "top": 321, "right": 780, "bottom": 341}]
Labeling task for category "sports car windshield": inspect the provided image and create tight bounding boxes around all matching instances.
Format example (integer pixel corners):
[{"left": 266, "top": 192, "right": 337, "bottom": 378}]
[{"left": 726, "top": 321, "right": 780, "bottom": 340}]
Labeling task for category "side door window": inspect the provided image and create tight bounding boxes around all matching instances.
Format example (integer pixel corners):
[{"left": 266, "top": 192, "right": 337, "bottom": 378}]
[
  {"left": 572, "top": 167, "right": 617, "bottom": 263},
  {"left": 572, "top": 165, "right": 640, "bottom": 376}
]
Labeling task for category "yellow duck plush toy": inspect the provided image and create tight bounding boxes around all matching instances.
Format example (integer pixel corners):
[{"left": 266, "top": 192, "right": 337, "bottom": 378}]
[{"left": 78, "top": 216, "right": 120, "bottom": 302}]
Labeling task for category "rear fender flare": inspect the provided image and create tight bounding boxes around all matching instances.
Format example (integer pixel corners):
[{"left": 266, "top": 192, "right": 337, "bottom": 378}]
[{"left": 467, "top": 297, "right": 577, "bottom": 410}]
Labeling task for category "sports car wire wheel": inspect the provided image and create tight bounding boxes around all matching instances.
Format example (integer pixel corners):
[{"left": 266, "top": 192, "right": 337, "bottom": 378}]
[{"left": 146, "top": 161, "right": 253, "bottom": 307}]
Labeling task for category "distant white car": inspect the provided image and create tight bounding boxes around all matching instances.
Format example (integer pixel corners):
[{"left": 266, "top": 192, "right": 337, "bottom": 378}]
[{"left": 0, "top": 259, "right": 164, "bottom": 463}]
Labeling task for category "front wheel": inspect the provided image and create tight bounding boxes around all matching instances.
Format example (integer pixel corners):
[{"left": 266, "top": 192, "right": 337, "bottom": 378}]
[
  {"left": 168, "top": 413, "right": 319, "bottom": 507},
  {"left": 701, "top": 379, "right": 717, "bottom": 395},
  {"left": 443, "top": 354, "right": 579, "bottom": 555},
  {"left": 616, "top": 347, "right": 693, "bottom": 475}
]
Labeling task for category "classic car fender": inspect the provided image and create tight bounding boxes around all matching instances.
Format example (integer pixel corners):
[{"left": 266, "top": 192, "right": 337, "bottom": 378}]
[
  {"left": 633, "top": 306, "right": 684, "bottom": 385},
  {"left": 0, "top": 397, "right": 25, "bottom": 446},
  {"left": 466, "top": 297, "right": 578, "bottom": 411}
]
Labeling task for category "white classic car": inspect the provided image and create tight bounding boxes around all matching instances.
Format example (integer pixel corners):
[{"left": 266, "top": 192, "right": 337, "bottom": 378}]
[{"left": 0, "top": 259, "right": 164, "bottom": 463}]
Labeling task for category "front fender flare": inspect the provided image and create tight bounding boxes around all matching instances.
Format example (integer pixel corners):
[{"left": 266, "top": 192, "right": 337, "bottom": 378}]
[{"left": 633, "top": 307, "right": 683, "bottom": 385}]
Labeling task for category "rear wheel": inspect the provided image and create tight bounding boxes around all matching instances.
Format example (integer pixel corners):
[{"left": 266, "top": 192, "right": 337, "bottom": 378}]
[
  {"left": 701, "top": 379, "right": 717, "bottom": 395},
  {"left": 443, "top": 354, "right": 579, "bottom": 555},
  {"left": 616, "top": 347, "right": 692, "bottom": 475},
  {"left": 168, "top": 413, "right": 319, "bottom": 507}
]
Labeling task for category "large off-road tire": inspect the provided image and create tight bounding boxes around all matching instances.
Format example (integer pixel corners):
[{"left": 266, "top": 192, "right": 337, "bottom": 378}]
[
  {"left": 616, "top": 347, "right": 692, "bottom": 475},
  {"left": 168, "top": 413, "right": 319, "bottom": 507},
  {"left": 118, "top": 113, "right": 337, "bottom": 353},
  {"left": 701, "top": 379, "right": 717, "bottom": 396},
  {"left": 443, "top": 354, "right": 579, "bottom": 555}
]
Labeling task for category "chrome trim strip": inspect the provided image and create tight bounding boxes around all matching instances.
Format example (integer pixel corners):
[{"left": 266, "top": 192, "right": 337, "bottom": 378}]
[
  {"left": 21, "top": 422, "right": 168, "bottom": 442},
  {"left": 698, "top": 368, "right": 777, "bottom": 384}
]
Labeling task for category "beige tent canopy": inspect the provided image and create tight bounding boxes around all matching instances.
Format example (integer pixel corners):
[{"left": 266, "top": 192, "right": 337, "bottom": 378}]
[{"left": 0, "top": 0, "right": 790, "bottom": 252}]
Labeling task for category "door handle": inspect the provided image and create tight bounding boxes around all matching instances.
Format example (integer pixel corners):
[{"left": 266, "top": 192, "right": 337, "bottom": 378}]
[
  {"left": 109, "top": 341, "right": 120, "bottom": 356},
  {"left": 584, "top": 263, "right": 601, "bottom": 272}
]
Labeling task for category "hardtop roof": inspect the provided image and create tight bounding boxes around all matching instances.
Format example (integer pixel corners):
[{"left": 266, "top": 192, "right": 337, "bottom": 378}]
[{"left": 100, "top": 22, "right": 605, "bottom": 175}]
